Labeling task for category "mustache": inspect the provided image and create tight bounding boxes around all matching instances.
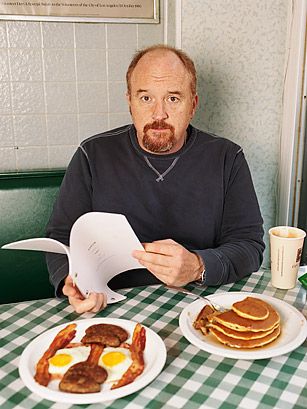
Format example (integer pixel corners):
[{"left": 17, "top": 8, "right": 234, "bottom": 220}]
[{"left": 143, "top": 120, "right": 173, "bottom": 132}]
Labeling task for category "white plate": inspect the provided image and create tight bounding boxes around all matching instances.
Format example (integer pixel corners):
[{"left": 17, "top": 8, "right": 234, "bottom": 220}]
[
  {"left": 19, "top": 318, "right": 167, "bottom": 404},
  {"left": 179, "top": 292, "right": 307, "bottom": 360}
]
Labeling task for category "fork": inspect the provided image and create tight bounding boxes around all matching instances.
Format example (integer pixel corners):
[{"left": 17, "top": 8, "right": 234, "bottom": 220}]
[{"left": 165, "top": 285, "right": 226, "bottom": 312}]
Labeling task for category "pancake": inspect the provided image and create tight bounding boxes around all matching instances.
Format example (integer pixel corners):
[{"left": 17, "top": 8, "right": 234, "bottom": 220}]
[
  {"left": 209, "top": 325, "right": 281, "bottom": 349},
  {"left": 232, "top": 297, "right": 269, "bottom": 320},
  {"left": 208, "top": 321, "right": 279, "bottom": 340},
  {"left": 193, "top": 296, "right": 281, "bottom": 349},
  {"left": 211, "top": 300, "right": 280, "bottom": 332}
]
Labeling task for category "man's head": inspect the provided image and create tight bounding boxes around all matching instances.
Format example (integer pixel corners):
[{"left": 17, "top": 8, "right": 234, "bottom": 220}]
[{"left": 126, "top": 45, "right": 198, "bottom": 154}]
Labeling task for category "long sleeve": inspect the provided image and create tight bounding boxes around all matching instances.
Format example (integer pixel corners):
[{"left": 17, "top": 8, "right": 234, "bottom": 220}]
[
  {"left": 195, "top": 149, "right": 265, "bottom": 286},
  {"left": 46, "top": 147, "right": 93, "bottom": 297}
]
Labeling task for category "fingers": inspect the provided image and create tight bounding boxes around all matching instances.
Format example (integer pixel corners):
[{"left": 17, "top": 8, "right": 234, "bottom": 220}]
[
  {"left": 133, "top": 240, "right": 183, "bottom": 268},
  {"left": 133, "top": 249, "right": 172, "bottom": 269},
  {"left": 63, "top": 275, "right": 107, "bottom": 314},
  {"left": 133, "top": 241, "right": 175, "bottom": 261},
  {"left": 137, "top": 260, "right": 175, "bottom": 285},
  {"left": 132, "top": 240, "right": 203, "bottom": 287},
  {"left": 69, "top": 292, "right": 107, "bottom": 314},
  {"left": 143, "top": 240, "right": 177, "bottom": 255},
  {"left": 63, "top": 275, "right": 82, "bottom": 299}
]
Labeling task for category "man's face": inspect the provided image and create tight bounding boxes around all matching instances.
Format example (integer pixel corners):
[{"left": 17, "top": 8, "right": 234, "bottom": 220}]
[{"left": 127, "top": 50, "right": 198, "bottom": 154}]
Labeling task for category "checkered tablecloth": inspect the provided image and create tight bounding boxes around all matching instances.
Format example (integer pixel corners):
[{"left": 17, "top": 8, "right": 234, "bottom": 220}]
[{"left": 1, "top": 270, "right": 306, "bottom": 409}]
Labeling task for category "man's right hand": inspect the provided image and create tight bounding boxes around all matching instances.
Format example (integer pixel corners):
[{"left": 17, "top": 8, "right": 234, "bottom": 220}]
[{"left": 63, "top": 275, "right": 107, "bottom": 314}]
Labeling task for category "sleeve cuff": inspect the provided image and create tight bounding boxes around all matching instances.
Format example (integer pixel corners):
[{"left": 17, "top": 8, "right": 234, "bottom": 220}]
[{"left": 194, "top": 248, "right": 226, "bottom": 286}]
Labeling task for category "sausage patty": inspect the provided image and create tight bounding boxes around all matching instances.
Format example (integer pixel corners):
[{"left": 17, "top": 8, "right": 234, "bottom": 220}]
[
  {"left": 81, "top": 324, "right": 129, "bottom": 347},
  {"left": 59, "top": 362, "right": 107, "bottom": 393}
]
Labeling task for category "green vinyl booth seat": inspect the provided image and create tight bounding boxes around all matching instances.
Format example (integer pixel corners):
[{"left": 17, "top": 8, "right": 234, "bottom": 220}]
[{"left": 0, "top": 170, "right": 65, "bottom": 304}]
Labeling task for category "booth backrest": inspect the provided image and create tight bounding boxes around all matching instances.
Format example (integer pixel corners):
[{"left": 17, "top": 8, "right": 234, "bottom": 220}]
[{"left": 0, "top": 170, "right": 65, "bottom": 304}]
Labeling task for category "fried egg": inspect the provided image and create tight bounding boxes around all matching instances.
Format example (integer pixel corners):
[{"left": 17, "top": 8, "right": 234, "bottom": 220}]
[
  {"left": 98, "top": 347, "right": 132, "bottom": 383},
  {"left": 48, "top": 346, "right": 91, "bottom": 376}
]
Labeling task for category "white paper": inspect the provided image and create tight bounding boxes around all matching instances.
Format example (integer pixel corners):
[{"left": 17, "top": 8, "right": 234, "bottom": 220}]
[
  {"left": 1, "top": 212, "right": 144, "bottom": 304},
  {"left": 2, "top": 237, "right": 70, "bottom": 254}
]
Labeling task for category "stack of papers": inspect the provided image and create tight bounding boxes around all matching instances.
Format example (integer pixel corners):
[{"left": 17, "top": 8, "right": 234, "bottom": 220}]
[{"left": 1, "top": 212, "right": 144, "bottom": 304}]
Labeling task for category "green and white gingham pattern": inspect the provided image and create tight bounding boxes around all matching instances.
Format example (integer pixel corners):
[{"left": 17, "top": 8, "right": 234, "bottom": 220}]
[{"left": 0, "top": 270, "right": 306, "bottom": 409}]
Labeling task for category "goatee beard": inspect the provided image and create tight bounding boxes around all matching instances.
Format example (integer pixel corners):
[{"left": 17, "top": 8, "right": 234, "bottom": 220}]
[{"left": 142, "top": 120, "right": 176, "bottom": 153}]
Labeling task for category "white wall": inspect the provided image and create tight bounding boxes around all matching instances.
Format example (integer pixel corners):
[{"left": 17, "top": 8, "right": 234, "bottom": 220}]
[
  {"left": 0, "top": 2, "right": 170, "bottom": 170},
  {"left": 181, "top": 0, "right": 289, "bottom": 264}
]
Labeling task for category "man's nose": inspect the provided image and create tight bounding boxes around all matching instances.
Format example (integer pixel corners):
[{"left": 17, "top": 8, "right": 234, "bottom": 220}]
[{"left": 152, "top": 101, "right": 168, "bottom": 120}]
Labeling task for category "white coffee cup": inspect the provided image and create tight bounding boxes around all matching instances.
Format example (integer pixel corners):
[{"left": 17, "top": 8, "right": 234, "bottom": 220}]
[{"left": 269, "top": 226, "right": 306, "bottom": 289}]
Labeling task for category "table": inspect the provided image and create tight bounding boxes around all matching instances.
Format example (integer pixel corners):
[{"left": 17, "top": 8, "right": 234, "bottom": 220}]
[{"left": 1, "top": 270, "right": 306, "bottom": 409}]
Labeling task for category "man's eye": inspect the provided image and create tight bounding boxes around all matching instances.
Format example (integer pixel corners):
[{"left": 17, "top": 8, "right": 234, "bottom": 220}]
[
  {"left": 141, "top": 96, "right": 151, "bottom": 102},
  {"left": 168, "top": 96, "right": 179, "bottom": 103}
]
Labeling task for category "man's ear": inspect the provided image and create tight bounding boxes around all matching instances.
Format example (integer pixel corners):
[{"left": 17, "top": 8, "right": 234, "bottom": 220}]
[
  {"left": 191, "top": 94, "right": 199, "bottom": 117},
  {"left": 126, "top": 92, "right": 131, "bottom": 104},
  {"left": 126, "top": 93, "right": 132, "bottom": 116}
]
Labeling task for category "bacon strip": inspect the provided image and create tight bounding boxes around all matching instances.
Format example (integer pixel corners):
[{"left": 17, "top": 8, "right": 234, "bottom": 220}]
[
  {"left": 34, "top": 323, "right": 77, "bottom": 386},
  {"left": 86, "top": 343, "right": 104, "bottom": 365},
  {"left": 111, "top": 323, "right": 146, "bottom": 389}
]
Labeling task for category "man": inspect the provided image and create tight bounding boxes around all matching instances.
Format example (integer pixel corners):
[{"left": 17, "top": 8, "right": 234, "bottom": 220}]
[{"left": 46, "top": 44, "right": 265, "bottom": 313}]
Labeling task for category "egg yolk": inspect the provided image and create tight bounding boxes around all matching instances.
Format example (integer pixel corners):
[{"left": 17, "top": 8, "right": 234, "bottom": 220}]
[
  {"left": 101, "top": 351, "right": 126, "bottom": 367},
  {"left": 49, "top": 353, "right": 73, "bottom": 367}
]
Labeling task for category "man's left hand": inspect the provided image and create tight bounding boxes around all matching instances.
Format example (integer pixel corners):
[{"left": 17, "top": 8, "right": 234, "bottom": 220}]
[{"left": 132, "top": 239, "right": 204, "bottom": 286}]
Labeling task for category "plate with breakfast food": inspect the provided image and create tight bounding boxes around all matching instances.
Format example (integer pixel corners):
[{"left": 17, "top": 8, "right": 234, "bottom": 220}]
[
  {"left": 19, "top": 318, "right": 167, "bottom": 404},
  {"left": 179, "top": 292, "right": 307, "bottom": 360}
]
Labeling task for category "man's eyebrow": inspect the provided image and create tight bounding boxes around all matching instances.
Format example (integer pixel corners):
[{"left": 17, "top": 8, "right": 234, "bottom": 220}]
[
  {"left": 167, "top": 90, "right": 183, "bottom": 95},
  {"left": 136, "top": 89, "right": 148, "bottom": 94},
  {"left": 136, "top": 89, "right": 183, "bottom": 95}
]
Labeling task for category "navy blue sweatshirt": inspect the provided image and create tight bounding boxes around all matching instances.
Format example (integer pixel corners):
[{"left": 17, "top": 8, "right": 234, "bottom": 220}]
[{"left": 46, "top": 124, "right": 265, "bottom": 296}]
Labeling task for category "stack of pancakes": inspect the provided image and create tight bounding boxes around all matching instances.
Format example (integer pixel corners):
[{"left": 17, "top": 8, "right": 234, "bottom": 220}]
[{"left": 194, "top": 296, "right": 281, "bottom": 349}]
